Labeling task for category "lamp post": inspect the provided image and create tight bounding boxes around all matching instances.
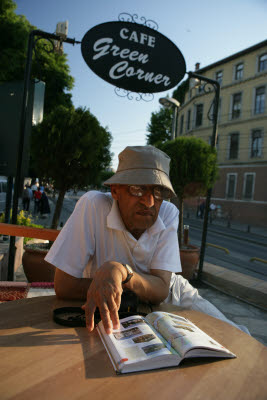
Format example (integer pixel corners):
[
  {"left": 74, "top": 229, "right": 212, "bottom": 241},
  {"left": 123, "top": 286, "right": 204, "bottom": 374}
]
[
  {"left": 187, "top": 71, "right": 220, "bottom": 281},
  {"left": 159, "top": 97, "right": 180, "bottom": 140},
  {"left": 7, "top": 29, "right": 80, "bottom": 281}
]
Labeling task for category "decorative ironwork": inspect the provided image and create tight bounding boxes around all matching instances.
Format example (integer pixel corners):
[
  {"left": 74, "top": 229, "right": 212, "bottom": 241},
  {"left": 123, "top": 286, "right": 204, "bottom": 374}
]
[
  {"left": 207, "top": 99, "right": 216, "bottom": 122},
  {"left": 201, "top": 82, "right": 218, "bottom": 123},
  {"left": 32, "top": 36, "right": 56, "bottom": 82},
  {"left": 114, "top": 87, "right": 154, "bottom": 102},
  {"left": 118, "top": 13, "right": 159, "bottom": 30},
  {"left": 33, "top": 36, "right": 55, "bottom": 55},
  {"left": 193, "top": 79, "right": 217, "bottom": 122}
]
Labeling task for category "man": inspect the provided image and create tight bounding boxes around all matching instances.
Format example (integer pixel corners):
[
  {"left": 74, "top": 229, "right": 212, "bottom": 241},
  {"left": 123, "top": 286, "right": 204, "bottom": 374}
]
[
  {"left": 45, "top": 146, "right": 249, "bottom": 335},
  {"left": 31, "top": 181, "right": 38, "bottom": 196},
  {"left": 33, "top": 186, "right": 42, "bottom": 214},
  {"left": 22, "top": 185, "right": 32, "bottom": 211}
]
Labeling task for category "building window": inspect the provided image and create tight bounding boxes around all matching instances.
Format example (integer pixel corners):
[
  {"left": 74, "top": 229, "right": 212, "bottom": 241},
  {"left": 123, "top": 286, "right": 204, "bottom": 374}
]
[
  {"left": 229, "top": 133, "right": 239, "bottom": 159},
  {"left": 254, "top": 86, "right": 265, "bottom": 114},
  {"left": 226, "top": 173, "right": 237, "bottom": 199},
  {"left": 250, "top": 129, "right": 263, "bottom": 157},
  {"left": 231, "top": 93, "right": 242, "bottom": 119},
  {"left": 179, "top": 115, "right": 184, "bottom": 135},
  {"left": 186, "top": 109, "right": 191, "bottom": 131},
  {"left": 195, "top": 104, "right": 203, "bottom": 127},
  {"left": 243, "top": 173, "right": 255, "bottom": 200},
  {"left": 258, "top": 53, "right": 267, "bottom": 72},
  {"left": 216, "top": 70, "right": 223, "bottom": 86},
  {"left": 235, "top": 63, "right": 243, "bottom": 80}
]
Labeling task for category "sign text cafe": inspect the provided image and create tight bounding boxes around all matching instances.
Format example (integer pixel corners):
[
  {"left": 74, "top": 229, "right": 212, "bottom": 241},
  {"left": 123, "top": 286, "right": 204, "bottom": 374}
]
[{"left": 81, "top": 21, "right": 186, "bottom": 94}]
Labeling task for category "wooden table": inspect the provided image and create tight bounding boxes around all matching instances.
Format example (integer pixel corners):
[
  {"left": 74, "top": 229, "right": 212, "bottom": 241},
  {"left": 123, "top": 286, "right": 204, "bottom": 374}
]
[{"left": 0, "top": 296, "right": 266, "bottom": 400}]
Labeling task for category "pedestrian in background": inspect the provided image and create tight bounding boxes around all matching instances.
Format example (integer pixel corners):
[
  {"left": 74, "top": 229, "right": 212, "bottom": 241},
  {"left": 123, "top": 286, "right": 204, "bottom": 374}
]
[
  {"left": 34, "top": 187, "right": 42, "bottom": 214},
  {"left": 39, "top": 190, "right": 50, "bottom": 217},
  {"left": 31, "top": 181, "right": 38, "bottom": 197},
  {"left": 39, "top": 183, "right": 44, "bottom": 193},
  {"left": 210, "top": 203, "right": 216, "bottom": 223},
  {"left": 22, "top": 185, "right": 32, "bottom": 211},
  {"left": 199, "top": 200, "right": 206, "bottom": 219}
]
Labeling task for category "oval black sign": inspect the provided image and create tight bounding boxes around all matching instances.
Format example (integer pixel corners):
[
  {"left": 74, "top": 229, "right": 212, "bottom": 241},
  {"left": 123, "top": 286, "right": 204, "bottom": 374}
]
[{"left": 81, "top": 21, "right": 186, "bottom": 94}]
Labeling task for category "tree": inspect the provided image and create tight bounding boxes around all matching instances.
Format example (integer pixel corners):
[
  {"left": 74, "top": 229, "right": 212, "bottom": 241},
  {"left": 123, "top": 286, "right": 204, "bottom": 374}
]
[
  {"left": 31, "top": 106, "right": 112, "bottom": 229},
  {"left": 159, "top": 137, "right": 218, "bottom": 246},
  {"left": 146, "top": 106, "right": 172, "bottom": 146},
  {"left": 0, "top": 0, "right": 74, "bottom": 113}
]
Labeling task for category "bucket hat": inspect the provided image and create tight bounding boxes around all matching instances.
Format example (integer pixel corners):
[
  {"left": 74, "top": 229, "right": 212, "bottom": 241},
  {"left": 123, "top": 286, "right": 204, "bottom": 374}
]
[{"left": 104, "top": 145, "right": 176, "bottom": 197}]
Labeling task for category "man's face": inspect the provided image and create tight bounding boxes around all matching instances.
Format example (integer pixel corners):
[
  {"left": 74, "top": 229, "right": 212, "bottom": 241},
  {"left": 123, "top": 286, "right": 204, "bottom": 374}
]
[{"left": 110, "top": 185, "right": 163, "bottom": 239}]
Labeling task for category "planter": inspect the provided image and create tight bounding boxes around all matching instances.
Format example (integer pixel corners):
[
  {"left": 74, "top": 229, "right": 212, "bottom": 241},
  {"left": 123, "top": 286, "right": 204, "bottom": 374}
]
[
  {"left": 179, "top": 244, "right": 200, "bottom": 280},
  {"left": 22, "top": 243, "right": 55, "bottom": 282}
]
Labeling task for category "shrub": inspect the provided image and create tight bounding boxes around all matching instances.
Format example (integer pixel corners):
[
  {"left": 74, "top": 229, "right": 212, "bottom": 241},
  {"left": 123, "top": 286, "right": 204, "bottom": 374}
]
[{"left": 0, "top": 210, "right": 44, "bottom": 243}]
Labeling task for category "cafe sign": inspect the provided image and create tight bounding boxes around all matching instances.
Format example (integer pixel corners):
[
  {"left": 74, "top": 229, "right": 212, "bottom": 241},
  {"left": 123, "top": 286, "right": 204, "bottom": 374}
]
[{"left": 81, "top": 21, "right": 186, "bottom": 94}]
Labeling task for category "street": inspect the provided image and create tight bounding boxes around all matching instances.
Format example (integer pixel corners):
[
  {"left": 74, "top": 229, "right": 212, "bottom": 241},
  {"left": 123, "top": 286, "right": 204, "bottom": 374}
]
[{"left": 184, "top": 218, "right": 267, "bottom": 282}]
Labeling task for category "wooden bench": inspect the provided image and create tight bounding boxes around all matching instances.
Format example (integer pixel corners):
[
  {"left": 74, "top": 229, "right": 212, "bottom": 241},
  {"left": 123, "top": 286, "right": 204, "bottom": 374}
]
[{"left": 0, "top": 223, "right": 60, "bottom": 242}]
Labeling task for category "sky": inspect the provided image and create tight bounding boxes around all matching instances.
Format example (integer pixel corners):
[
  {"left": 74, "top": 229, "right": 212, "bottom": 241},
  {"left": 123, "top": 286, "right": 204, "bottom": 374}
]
[{"left": 15, "top": 0, "right": 267, "bottom": 170}]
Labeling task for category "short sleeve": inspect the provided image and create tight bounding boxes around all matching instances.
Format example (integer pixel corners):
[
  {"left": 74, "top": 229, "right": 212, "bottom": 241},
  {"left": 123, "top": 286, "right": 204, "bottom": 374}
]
[
  {"left": 45, "top": 192, "right": 101, "bottom": 278},
  {"left": 150, "top": 202, "right": 181, "bottom": 273}
]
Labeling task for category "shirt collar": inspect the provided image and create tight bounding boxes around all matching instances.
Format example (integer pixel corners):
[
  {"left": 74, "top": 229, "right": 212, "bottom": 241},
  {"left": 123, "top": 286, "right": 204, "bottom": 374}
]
[{"left": 107, "top": 199, "right": 166, "bottom": 235}]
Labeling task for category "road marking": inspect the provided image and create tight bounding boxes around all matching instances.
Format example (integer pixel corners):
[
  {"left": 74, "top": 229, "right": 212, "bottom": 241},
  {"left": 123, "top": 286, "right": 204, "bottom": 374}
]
[
  {"left": 206, "top": 243, "right": 230, "bottom": 254},
  {"left": 250, "top": 257, "right": 267, "bottom": 265}
]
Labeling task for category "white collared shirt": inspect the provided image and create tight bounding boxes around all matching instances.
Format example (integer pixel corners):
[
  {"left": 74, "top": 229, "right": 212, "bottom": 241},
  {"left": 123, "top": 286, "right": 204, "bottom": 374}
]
[{"left": 45, "top": 191, "right": 181, "bottom": 278}]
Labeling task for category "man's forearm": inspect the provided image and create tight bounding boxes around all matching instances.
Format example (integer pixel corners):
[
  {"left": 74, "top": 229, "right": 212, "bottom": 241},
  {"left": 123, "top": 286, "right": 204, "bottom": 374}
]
[
  {"left": 124, "top": 269, "right": 171, "bottom": 305},
  {"left": 54, "top": 268, "right": 92, "bottom": 300},
  {"left": 54, "top": 265, "right": 171, "bottom": 306}
]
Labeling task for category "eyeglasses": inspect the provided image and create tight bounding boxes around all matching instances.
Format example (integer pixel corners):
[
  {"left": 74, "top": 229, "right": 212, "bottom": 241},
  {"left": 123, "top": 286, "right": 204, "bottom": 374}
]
[{"left": 128, "top": 185, "right": 171, "bottom": 201}]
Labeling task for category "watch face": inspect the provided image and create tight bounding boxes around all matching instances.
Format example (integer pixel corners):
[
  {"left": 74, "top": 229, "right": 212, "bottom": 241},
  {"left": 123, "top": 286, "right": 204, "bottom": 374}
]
[
  {"left": 126, "top": 264, "right": 133, "bottom": 274},
  {"left": 122, "top": 264, "right": 133, "bottom": 284}
]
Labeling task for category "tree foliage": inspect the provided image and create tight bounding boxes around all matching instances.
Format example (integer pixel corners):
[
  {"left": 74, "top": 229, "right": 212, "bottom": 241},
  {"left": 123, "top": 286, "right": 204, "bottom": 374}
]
[
  {"left": 0, "top": 0, "right": 74, "bottom": 113},
  {"left": 159, "top": 137, "right": 218, "bottom": 244},
  {"left": 146, "top": 106, "right": 172, "bottom": 146},
  {"left": 31, "top": 106, "right": 112, "bottom": 228},
  {"left": 1, "top": 0, "right": 114, "bottom": 229}
]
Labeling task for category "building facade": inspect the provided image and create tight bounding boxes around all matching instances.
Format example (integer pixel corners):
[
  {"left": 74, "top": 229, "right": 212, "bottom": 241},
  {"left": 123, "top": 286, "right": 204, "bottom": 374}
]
[{"left": 178, "top": 40, "right": 267, "bottom": 226}]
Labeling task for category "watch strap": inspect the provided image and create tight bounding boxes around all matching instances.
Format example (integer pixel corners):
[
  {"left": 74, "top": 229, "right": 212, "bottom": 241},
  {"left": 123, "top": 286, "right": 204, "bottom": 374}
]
[{"left": 121, "top": 264, "right": 133, "bottom": 284}]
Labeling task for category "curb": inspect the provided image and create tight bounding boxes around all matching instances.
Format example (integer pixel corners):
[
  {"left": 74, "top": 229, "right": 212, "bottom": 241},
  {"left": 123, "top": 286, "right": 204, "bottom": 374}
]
[{"left": 202, "top": 262, "right": 267, "bottom": 310}]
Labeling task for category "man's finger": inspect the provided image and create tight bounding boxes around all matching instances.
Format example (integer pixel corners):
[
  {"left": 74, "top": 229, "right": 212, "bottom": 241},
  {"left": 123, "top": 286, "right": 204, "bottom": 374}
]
[
  {"left": 99, "top": 301, "right": 113, "bottom": 334},
  {"left": 83, "top": 301, "right": 96, "bottom": 332},
  {"left": 108, "top": 296, "right": 120, "bottom": 330}
]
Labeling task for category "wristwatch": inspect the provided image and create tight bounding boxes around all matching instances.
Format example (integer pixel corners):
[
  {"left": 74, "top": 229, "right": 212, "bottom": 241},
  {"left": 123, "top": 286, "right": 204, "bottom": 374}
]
[{"left": 121, "top": 264, "right": 134, "bottom": 284}]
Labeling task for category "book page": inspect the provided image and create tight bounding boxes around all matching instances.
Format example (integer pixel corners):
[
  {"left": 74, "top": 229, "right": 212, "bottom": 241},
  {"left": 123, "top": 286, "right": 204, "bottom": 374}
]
[
  {"left": 146, "top": 312, "right": 234, "bottom": 358},
  {"left": 98, "top": 315, "right": 177, "bottom": 371}
]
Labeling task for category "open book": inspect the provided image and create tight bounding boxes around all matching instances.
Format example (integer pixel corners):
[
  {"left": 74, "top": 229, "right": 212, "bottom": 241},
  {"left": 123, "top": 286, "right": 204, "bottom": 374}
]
[{"left": 97, "top": 311, "right": 236, "bottom": 374}]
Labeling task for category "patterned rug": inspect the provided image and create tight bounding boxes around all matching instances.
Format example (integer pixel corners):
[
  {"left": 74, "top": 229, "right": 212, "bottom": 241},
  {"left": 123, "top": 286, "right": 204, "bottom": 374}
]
[
  {"left": 0, "top": 282, "right": 54, "bottom": 302},
  {"left": 0, "top": 282, "right": 30, "bottom": 302}
]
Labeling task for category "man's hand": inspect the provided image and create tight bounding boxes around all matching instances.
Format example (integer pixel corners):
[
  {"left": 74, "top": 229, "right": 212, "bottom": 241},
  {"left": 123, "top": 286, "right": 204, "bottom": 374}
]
[{"left": 82, "top": 261, "right": 126, "bottom": 334}]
